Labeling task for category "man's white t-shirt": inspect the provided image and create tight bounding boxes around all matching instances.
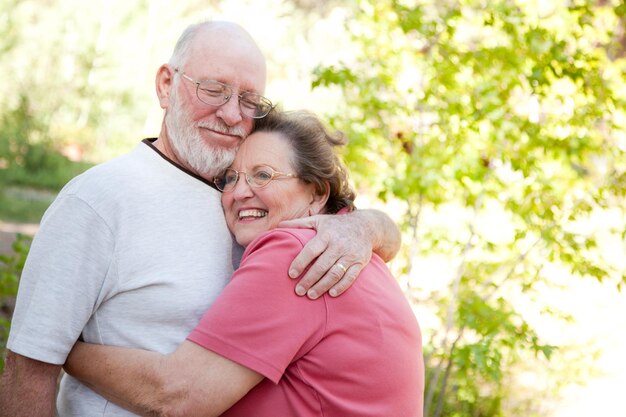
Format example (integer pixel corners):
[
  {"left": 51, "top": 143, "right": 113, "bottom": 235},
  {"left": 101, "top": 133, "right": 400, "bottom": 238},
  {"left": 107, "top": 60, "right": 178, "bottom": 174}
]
[{"left": 8, "top": 140, "right": 237, "bottom": 416}]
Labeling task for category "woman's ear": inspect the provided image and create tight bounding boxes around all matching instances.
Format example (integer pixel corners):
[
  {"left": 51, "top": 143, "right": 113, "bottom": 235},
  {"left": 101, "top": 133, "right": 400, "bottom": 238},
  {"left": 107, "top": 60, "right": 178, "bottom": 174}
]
[
  {"left": 155, "top": 64, "right": 175, "bottom": 109},
  {"left": 308, "top": 181, "right": 330, "bottom": 216}
]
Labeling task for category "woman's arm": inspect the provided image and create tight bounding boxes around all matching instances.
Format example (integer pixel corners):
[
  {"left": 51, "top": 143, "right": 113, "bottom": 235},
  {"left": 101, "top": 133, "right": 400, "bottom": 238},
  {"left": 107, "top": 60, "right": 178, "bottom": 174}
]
[
  {"left": 64, "top": 340, "right": 263, "bottom": 417},
  {"left": 0, "top": 351, "right": 61, "bottom": 417},
  {"left": 279, "top": 208, "right": 401, "bottom": 298}
]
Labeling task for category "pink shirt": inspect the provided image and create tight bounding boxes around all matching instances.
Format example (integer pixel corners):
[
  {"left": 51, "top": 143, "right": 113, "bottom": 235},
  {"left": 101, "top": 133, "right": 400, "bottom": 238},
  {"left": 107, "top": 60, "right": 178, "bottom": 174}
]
[{"left": 188, "top": 228, "right": 424, "bottom": 417}]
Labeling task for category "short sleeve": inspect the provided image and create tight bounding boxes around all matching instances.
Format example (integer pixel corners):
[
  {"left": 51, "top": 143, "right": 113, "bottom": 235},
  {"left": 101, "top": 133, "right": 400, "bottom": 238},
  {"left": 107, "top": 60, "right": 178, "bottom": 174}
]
[
  {"left": 7, "top": 194, "right": 115, "bottom": 364},
  {"left": 187, "top": 229, "right": 327, "bottom": 383}
]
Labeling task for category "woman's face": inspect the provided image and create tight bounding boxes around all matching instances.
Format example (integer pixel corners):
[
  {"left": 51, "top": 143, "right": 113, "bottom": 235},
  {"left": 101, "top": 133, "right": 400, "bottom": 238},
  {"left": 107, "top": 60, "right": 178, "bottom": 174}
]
[{"left": 221, "top": 131, "right": 325, "bottom": 247}]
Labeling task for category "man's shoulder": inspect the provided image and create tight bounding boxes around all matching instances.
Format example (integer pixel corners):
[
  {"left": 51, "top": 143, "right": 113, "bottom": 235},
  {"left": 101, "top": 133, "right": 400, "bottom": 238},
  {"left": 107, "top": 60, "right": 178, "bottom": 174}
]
[
  {"left": 88, "top": 140, "right": 151, "bottom": 173},
  {"left": 63, "top": 141, "right": 151, "bottom": 190}
]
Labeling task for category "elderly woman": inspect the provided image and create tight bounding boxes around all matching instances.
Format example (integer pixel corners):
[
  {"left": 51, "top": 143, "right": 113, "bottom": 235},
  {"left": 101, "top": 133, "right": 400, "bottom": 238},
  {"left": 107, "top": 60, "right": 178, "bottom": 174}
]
[{"left": 64, "top": 110, "right": 424, "bottom": 417}]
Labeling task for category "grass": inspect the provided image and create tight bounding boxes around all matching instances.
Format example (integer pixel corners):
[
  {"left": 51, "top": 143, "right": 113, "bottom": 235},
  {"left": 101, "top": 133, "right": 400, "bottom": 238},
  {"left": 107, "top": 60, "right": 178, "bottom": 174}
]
[{"left": 0, "top": 186, "right": 56, "bottom": 224}]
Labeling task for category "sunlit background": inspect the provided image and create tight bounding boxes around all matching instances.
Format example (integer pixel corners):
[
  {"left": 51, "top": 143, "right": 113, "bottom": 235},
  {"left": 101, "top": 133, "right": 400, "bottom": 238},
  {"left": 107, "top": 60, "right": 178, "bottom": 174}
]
[{"left": 1, "top": 0, "right": 625, "bottom": 416}]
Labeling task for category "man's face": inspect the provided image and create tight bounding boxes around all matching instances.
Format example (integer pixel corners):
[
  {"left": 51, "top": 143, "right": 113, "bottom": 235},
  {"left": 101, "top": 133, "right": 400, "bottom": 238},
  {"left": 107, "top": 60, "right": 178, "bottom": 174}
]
[
  {"left": 163, "top": 29, "right": 267, "bottom": 179},
  {"left": 165, "top": 79, "right": 245, "bottom": 178}
]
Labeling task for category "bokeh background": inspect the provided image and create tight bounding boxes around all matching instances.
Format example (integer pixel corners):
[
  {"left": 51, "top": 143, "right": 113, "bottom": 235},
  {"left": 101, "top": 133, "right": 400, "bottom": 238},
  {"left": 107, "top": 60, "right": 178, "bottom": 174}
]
[{"left": 1, "top": 1, "right": 625, "bottom": 416}]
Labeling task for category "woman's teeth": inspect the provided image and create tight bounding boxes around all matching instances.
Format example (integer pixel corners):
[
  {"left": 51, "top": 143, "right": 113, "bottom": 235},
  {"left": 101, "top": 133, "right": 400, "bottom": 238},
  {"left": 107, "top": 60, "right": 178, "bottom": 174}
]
[{"left": 239, "top": 209, "right": 268, "bottom": 219}]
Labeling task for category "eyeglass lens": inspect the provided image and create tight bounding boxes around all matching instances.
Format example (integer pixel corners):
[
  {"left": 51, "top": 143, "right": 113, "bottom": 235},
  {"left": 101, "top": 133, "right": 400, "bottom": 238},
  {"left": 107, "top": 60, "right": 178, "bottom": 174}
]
[
  {"left": 195, "top": 81, "right": 272, "bottom": 118},
  {"left": 214, "top": 167, "right": 289, "bottom": 191}
]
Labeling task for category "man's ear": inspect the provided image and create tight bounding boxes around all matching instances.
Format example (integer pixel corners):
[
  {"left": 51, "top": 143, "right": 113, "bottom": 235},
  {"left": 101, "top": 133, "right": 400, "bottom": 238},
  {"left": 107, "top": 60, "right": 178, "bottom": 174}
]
[
  {"left": 155, "top": 64, "right": 175, "bottom": 109},
  {"left": 309, "top": 181, "right": 330, "bottom": 215}
]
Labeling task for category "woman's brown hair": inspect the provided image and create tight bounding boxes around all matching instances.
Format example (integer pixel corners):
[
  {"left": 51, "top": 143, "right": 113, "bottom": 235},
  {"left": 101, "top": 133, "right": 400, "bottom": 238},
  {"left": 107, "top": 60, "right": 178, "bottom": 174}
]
[{"left": 253, "top": 110, "right": 356, "bottom": 214}]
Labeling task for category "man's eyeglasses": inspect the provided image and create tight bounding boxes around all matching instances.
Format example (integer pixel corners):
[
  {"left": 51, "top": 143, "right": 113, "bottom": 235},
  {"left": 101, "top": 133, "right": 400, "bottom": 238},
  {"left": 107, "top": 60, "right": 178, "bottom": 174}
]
[
  {"left": 213, "top": 166, "right": 297, "bottom": 192},
  {"left": 174, "top": 68, "right": 273, "bottom": 119}
]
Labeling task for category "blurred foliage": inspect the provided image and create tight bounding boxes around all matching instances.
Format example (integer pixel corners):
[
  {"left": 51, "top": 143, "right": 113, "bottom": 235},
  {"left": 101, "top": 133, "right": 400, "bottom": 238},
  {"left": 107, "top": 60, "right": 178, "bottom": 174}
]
[
  {"left": 0, "top": 234, "right": 31, "bottom": 373},
  {"left": 0, "top": 189, "right": 55, "bottom": 224},
  {"left": 0, "top": 0, "right": 164, "bottom": 165},
  {"left": 0, "top": 94, "right": 93, "bottom": 191},
  {"left": 313, "top": 0, "right": 626, "bottom": 415},
  {"left": 0, "top": 0, "right": 625, "bottom": 415}
]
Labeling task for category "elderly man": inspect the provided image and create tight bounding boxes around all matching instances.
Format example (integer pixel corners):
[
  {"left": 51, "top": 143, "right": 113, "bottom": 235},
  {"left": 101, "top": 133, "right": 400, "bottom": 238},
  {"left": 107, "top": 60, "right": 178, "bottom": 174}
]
[{"left": 0, "top": 21, "right": 400, "bottom": 416}]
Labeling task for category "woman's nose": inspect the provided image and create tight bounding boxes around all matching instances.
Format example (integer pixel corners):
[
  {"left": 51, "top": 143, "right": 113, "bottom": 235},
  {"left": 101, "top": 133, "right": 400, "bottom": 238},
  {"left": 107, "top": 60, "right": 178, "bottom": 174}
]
[{"left": 231, "top": 173, "right": 254, "bottom": 199}]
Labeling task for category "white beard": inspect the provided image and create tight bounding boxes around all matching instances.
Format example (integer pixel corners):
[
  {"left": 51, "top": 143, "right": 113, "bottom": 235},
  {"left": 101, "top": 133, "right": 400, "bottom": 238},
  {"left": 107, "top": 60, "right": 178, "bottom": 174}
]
[{"left": 165, "top": 87, "right": 246, "bottom": 178}]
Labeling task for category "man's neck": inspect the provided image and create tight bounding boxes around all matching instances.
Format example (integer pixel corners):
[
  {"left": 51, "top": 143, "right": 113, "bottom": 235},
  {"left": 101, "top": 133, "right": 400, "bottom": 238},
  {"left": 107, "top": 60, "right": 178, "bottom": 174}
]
[
  {"left": 153, "top": 135, "right": 175, "bottom": 162},
  {"left": 143, "top": 136, "right": 219, "bottom": 190},
  {"left": 153, "top": 133, "right": 195, "bottom": 174}
]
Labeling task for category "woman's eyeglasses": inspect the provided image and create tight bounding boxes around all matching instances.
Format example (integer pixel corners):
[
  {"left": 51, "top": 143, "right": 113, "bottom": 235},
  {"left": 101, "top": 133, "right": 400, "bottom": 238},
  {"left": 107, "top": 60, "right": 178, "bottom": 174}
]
[{"left": 213, "top": 166, "right": 297, "bottom": 192}]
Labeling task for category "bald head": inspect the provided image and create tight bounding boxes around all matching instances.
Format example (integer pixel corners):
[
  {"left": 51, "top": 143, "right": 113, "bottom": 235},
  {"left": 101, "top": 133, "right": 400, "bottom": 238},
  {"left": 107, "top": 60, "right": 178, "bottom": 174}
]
[{"left": 168, "top": 21, "right": 266, "bottom": 88}]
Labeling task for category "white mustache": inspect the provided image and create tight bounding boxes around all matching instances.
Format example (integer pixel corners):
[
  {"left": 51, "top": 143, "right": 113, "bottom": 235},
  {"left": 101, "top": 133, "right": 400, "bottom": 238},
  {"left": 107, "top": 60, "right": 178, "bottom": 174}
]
[{"left": 198, "top": 122, "right": 247, "bottom": 139}]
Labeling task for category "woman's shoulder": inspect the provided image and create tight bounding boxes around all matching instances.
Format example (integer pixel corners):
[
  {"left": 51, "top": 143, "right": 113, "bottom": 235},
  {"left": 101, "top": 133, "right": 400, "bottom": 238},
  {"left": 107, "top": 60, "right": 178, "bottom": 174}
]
[{"left": 243, "top": 228, "right": 317, "bottom": 257}]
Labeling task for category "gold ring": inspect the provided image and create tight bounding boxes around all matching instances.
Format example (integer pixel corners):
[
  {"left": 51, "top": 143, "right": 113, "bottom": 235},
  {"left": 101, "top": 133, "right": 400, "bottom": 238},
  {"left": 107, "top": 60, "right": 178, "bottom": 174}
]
[{"left": 335, "top": 263, "right": 347, "bottom": 274}]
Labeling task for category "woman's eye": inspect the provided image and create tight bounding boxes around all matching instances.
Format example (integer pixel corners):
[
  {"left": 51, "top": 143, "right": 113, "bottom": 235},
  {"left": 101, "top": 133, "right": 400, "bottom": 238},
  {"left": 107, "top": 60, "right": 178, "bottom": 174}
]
[
  {"left": 224, "top": 173, "right": 238, "bottom": 184},
  {"left": 254, "top": 170, "right": 273, "bottom": 182}
]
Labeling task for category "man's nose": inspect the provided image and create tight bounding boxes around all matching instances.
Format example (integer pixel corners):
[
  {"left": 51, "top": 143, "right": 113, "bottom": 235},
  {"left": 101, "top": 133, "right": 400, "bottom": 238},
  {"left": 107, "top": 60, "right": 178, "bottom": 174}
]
[{"left": 216, "top": 95, "right": 244, "bottom": 126}]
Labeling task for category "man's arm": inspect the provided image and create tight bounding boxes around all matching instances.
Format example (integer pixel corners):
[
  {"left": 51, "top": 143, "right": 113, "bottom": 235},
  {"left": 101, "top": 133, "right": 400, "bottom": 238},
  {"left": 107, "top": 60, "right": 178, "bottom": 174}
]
[
  {"left": 0, "top": 350, "right": 61, "bottom": 417},
  {"left": 64, "top": 341, "right": 263, "bottom": 417},
  {"left": 279, "top": 208, "right": 401, "bottom": 299}
]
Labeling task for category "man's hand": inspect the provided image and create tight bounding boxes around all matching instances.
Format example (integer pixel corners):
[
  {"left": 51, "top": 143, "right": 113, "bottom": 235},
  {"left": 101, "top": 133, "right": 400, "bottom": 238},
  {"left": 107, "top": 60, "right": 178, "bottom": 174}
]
[
  {"left": 0, "top": 350, "right": 61, "bottom": 417},
  {"left": 279, "top": 209, "right": 401, "bottom": 299}
]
